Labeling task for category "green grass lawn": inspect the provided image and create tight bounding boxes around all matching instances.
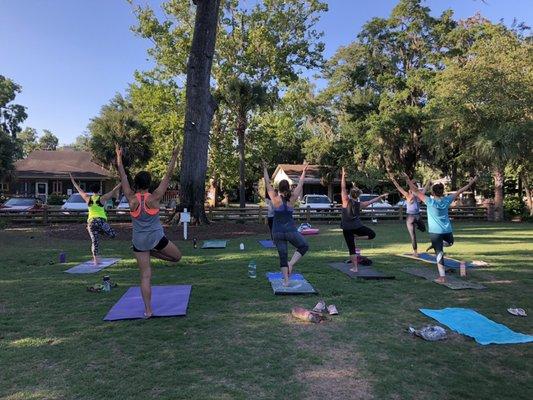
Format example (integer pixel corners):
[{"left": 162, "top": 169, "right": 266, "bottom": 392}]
[{"left": 1, "top": 222, "right": 532, "bottom": 400}]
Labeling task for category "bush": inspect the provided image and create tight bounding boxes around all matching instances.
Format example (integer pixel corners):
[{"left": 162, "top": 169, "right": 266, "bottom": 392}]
[
  {"left": 0, "top": 219, "right": 8, "bottom": 230},
  {"left": 503, "top": 196, "right": 525, "bottom": 219},
  {"left": 47, "top": 193, "right": 68, "bottom": 206}
]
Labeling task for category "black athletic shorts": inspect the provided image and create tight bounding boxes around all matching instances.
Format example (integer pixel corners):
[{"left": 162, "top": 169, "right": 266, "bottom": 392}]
[{"left": 133, "top": 236, "right": 170, "bottom": 252}]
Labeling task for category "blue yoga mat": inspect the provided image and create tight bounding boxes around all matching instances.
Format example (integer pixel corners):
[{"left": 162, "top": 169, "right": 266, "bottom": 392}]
[
  {"left": 259, "top": 240, "right": 276, "bottom": 249},
  {"left": 420, "top": 308, "right": 533, "bottom": 345},
  {"left": 266, "top": 272, "right": 304, "bottom": 281},
  {"left": 415, "top": 253, "right": 474, "bottom": 269}
]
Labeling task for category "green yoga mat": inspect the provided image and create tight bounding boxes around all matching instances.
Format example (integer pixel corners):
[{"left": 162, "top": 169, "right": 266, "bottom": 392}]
[
  {"left": 201, "top": 240, "right": 228, "bottom": 249},
  {"left": 402, "top": 266, "right": 485, "bottom": 290}
]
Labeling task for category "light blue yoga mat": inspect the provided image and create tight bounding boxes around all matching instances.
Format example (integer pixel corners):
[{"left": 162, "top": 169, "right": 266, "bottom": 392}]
[
  {"left": 201, "top": 240, "right": 228, "bottom": 249},
  {"left": 65, "top": 258, "right": 120, "bottom": 274},
  {"left": 266, "top": 272, "right": 304, "bottom": 281},
  {"left": 258, "top": 240, "right": 276, "bottom": 249},
  {"left": 420, "top": 308, "right": 533, "bottom": 345}
]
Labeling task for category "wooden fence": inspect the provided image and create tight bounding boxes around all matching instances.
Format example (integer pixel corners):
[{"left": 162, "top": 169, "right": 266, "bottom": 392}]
[{"left": 0, "top": 205, "right": 488, "bottom": 225}]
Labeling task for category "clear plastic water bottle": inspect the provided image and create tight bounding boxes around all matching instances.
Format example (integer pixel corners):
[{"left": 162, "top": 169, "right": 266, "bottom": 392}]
[
  {"left": 102, "top": 275, "right": 111, "bottom": 292},
  {"left": 240, "top": 243, "right": 245, "bottom": 251},
  {"left": 248, "top": 260, "right": 257, "bottom": 278}
]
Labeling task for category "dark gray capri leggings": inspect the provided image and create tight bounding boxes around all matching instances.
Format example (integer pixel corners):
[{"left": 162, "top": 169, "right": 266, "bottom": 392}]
[
  {"left": 406, "top": 214, "right": 426, "bottom": 251},
  {"left": 273, "top": 231, "right": 309, "bottom": 269},
  {"left": 429, "top": 232, "right": 454, "bottom": 255}
]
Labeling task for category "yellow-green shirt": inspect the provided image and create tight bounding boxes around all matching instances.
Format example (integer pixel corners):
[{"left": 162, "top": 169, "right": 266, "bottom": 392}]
[{"left": 88, "top": 195, "right": 107, "bottom": 221}]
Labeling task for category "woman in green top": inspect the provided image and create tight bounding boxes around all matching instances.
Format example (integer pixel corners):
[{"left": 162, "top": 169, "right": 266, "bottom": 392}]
[{"left": 70, "top": 173, "right": 120, "bottom": 265}]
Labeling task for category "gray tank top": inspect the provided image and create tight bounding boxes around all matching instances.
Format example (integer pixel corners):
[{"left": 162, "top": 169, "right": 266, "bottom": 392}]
[
  {"left": 132, "top": 194, "right": 164, "bottom": 251},
  {"left": 341, "top": 199, "right": 363, "bottom": 230},
  {"left": 406, "top": 196, "right": 420, "bottom": 214}
]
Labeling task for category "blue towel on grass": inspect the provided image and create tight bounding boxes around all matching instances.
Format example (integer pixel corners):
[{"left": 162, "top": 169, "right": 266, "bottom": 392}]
[
  {"left": 266, "top": 272, "right": 304, "bottom": 281},
  {"left": 420, "top": 308, "right": 533, "bottom": 345}
]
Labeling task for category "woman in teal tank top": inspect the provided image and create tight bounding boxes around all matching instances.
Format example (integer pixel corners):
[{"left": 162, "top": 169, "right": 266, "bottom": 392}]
[{"left": 69, "top": 173, "right": 120, "bottom": 265}]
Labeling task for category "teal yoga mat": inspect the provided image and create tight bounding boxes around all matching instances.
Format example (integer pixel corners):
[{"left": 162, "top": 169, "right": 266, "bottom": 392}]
[
  {"left": 420, "top": 308, "right": 533, "bottom": 345},
  {"left": 201, "top": 240, "right": 228, "bottom": 249}
]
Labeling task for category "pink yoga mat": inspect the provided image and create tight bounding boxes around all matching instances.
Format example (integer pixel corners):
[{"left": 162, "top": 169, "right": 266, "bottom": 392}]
[
  {"left": 103, "top": 285, "right": 191, "bottom": 321},
  {"left": 300, "top": 228, "right": 319, "bottom": 235}
]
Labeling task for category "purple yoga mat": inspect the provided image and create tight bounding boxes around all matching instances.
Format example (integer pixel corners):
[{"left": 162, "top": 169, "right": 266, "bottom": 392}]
[{"left": 103, "top": 285, "right": 192, "bottom": 321}]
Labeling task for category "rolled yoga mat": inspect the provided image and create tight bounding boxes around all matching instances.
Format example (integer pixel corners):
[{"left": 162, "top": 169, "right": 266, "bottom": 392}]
[
  {"left": 201, "top": 240, "right": 228, "bottom": 249},
  {"left": 266, "top": 272, "right": 316, "bottom": 295},
  {"left": 328, "top": 262, "right": 395, "bottom": 280},
  {"left": 420, "top": 308, "right": 533, "bottom": 345},
  {"left": 65, "top": 258, "right": 120, "bottom": 274},
  {"left": 104, "top": 285, "right": 192, "bottom": 321},
  {"left": 402, "top": 266, "right": 485, "bottom": 290}
]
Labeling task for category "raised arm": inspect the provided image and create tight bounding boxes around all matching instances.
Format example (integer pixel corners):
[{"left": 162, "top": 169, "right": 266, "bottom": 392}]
[
  {"left": 115, "top": 144, "right": 135, "bottom": 202},
  {"left": 450, "top": 176, "right": 478, "bottom": 201},
  {"left": 69, "top": 173, "right": 90, "bottom": 203},
  {"left": 388, "top": 173, "right": 410, "bottom": 199},
  {"left": 263, "top": 161, "right": 278, "bottom": 204},
  {"left": 404, "top": 173, "right": 426, "bottom": 202},
  {"left": 360, "top": 193, "right": 389, "bottom": 209},
  {"left": 100, "top": 183, "right": 121, "bottom": 204},
  {"left": 341, "top": 167, "right": 349, "bottom": 207},
  {"left": 152, "top": 144, "right": 180, "bottom": 201},
  {"left": 290, "top": 163, "right": 308, "bottom": 202}
]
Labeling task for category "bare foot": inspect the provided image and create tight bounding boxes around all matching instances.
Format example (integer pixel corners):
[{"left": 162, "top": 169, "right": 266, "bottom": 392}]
[
  {"left": 413, "top": 251, "right": 419, "bottom": 257},
  {"left": 93, "top": 257, "right": 100, "bottom": 266},
  {"left": 350, "top": 267, "right": 359, "bottom": 273},
  {"left": 143, "top": 311, "right": 153, "bottom": 319},
  {"left": 283, "top": 279, "right": 291, "bottom": 287},
  {"left": 434, "top": 276, "right": 446, "bottom": 284}
]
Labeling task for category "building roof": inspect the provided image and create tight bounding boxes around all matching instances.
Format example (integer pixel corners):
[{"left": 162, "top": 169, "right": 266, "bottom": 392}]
[
  {"left": 272, "top": 164, "right": 340, "bottom": 185},
  {"left": 15, "top": 150, "right": 113, "bottom": 179}
]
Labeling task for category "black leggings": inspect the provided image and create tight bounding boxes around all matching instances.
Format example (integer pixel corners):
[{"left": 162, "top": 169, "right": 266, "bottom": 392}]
[
  {"left": 87, "top": 218, "right": 116, "bottom": 257},
  {"left": 342, "top": 226, "right": 376, "bottom": 255},
  {"left": 429, "top": 232, "right": 454, "bottom": 258},
  {"left": 406, "top": 214, "right": 426, "bottom": 251}
]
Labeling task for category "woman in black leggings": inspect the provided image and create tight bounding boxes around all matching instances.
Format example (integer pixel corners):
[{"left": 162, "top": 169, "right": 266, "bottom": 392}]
[
  {"left": 341, "top": 168, "right": 388, "bottom": 272},
  {"left": 389, "top": 174, "right": 426, "bottom": 256}
]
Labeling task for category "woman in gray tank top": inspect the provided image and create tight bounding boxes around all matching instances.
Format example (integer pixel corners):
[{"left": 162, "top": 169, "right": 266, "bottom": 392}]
[
  {"left": 341, "top": 168, "right": 388, "bottom": 272},
  {"left": 389, "top": 174, "right": 426, "bottom": 256},
  {"left": 116, "top": 144, "right": 182, "bottom": 318}
]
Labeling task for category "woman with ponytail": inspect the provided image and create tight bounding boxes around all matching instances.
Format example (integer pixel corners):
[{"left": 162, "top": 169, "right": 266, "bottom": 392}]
[
  {"left": 263, "top": 162, "right": 310, "bottom": 287},
  {"left": 340, "top": 167, "right": 388, "bottom": 272}
]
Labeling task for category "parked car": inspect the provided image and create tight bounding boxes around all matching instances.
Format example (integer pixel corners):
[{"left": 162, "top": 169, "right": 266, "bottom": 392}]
[
  {"left": 300, "top": 194, "right": 333, "bottom": 210},
  {"left": 61, "top": 193, "right": 91, "bottom": 213},
  {"left": 0, "top": 197, "right": 45, "bottom": 214},
  {"left": 396, "top": 199, "right": 407, "bottom": 207},
  {"left": 360, "top": 194, "right": 392, "bottom": 215},
  {"left": 116, "top": 195, "right": 130, "bottom": 214}
]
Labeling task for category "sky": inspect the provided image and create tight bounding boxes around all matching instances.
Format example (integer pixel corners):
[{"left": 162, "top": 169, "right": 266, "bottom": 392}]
[{"left": 1, "top": 0, "right": 531, "bottom": 145}]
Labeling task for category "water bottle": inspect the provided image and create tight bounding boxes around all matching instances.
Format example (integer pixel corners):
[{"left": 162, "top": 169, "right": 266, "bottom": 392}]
[
  {"left": 248, "top": 260, "right": 257, "bottom": 278},
  {"left": 240, "top": 243, "right": 245, "bottom": 251},
  {"left": 193, "top": 238, "right": 198, "bottom": 249},
  {"left": 59, "top": 252, "right": 66, "bottom": 263},
  {"left": 102, "top": 275, "right": 111, "bottom": 292}
]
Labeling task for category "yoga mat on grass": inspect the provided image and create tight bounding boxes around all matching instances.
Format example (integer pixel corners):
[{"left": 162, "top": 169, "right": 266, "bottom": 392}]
[
  {"left": 104, "top": 285, "right": 191, "bottom": 321},
  {"left": 266, "top": 272, "right": 316, "bottom": 295},
  {"left": 328, "top": 262, "right": 395, "bottom": 280},
  {"left": 201, "top": 240, "right": 228, "bottom": 249},
  {"left": 65, "top": 258, "right": 120, "bottom": 274},
  {"left": 402, "top": 267, "right": 485, "bottom": 290},
  {"left": 300, "top": 228, "right": 319, "bottom": 236},
  {"left": 420, "top": 308, "right": 533, "bottom": 345},
  {"left": 398, "top": 253, "right": 475, "bottom": 269},
  {"left": 258, "top": 239, "right": 276, "bottom": 249}
]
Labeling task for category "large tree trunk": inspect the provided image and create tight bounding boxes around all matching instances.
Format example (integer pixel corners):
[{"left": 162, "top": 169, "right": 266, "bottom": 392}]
[
  {"left": 237, "top": 112, "right": 247, "bottom": 209},
  {"left": 179, "top": 0, "right": 221, "bottom": 224},
  {"left": 493, "top": 167, "right": 504, "bottom": 222}
]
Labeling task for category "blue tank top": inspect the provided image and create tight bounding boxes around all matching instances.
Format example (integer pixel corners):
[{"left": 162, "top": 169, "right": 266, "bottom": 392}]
[
  {"left": 406, "top": 196, "right": 420, "bottom": 214},
  {"left": 272, "top": 197, "right": 297, "bottom": 233}
]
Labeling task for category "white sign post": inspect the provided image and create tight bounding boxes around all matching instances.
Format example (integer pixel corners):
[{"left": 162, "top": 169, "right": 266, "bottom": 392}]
[{"left": 180, "top": 208, "right": 191, "bottom": 240}]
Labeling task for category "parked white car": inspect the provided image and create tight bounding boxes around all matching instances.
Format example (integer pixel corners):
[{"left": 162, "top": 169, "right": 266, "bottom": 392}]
[
  {"left": 360, "top": 194, "right": 392, "bottom": 215},
  {"left": 61, "top": 193, "right": 90, "bottom": 213},
  {"left": 300, "top": 194, "right": 333, "bottom": 210},
  {"left": 116, "top": 196, "right": 130, "bottom": 214}
]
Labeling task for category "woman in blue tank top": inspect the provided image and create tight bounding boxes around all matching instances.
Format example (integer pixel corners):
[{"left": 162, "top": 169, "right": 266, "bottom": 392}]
[
  {"left": 405, "top": 174, "right": 478, "bottom": 283},
  {"left": 263, "top": 162, "right": 309, "bottom": 287},
  {"left": 389, "top": 174, "right": 426, "bottom": 256}
]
